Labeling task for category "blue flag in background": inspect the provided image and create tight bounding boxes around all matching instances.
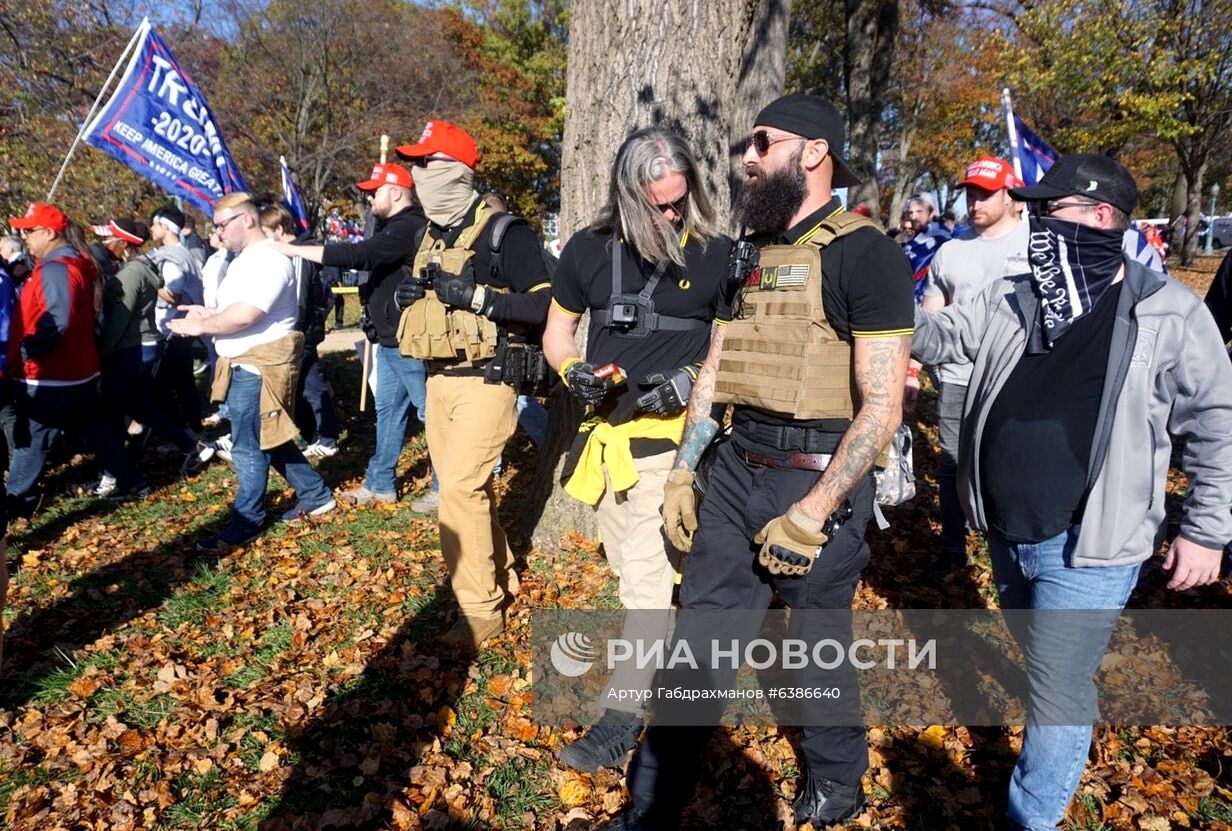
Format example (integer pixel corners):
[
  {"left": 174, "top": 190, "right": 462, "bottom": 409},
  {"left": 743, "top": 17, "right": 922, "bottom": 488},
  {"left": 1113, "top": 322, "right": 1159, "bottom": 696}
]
[
  {"left": 281, "top": 155, "right": 311, "bottom": 233},
  {"left": 1013, "top": 115, "right": 1059, "bottom": 186},
  {"left": 83, "top": 19, "right": 248, "bottom": 215}
]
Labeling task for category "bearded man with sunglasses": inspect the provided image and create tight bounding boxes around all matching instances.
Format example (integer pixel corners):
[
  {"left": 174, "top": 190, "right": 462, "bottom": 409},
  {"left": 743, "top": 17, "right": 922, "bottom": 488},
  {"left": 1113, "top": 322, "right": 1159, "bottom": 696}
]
[
  {"left": 912, "top": 154, "right": 1232, "bottom": 831},
  {"left": 543, "top": 126, "right": 733, "bottom": 773},
  {"left": 602, "top": 95, "right": 914, "bottom": 830}
]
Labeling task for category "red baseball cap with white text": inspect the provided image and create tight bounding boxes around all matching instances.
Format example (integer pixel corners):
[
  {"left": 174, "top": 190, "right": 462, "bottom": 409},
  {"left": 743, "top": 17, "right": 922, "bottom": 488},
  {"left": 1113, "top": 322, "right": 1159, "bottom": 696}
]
[
  {"left": 355, "top": 163, "right": 414, "bottom": 191},
  {"left": 395, "top": 121, "right": 480, "bottom": 169},
  {"left": 9, "top": 202, "right": 69, "bottom": 233},
  {"left": 958, "top": 156, "right": 1022, "bottom": 192}
]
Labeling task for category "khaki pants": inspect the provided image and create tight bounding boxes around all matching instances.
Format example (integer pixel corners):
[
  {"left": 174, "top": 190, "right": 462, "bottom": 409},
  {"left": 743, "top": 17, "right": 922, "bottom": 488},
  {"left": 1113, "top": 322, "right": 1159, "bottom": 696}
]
[
  {"left": 594, "top": 449, "right": 678, "bottom": 713},
  {"left": 426, "top": 374, "right": 519, "bottom": 619}
]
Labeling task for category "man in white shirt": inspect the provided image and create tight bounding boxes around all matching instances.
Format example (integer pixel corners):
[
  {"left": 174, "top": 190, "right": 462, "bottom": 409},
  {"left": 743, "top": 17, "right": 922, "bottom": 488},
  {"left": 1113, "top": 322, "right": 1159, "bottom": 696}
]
[
  {"left": 170, "top": 193, "right": 334, "bottom": 552},
  {"left": 908, "top": 156, "right": 1027, "bottom": 573}
]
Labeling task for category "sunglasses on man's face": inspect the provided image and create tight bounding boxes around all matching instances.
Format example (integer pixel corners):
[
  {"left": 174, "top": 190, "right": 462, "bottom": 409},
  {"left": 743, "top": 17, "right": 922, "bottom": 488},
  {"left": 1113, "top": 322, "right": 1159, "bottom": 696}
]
[
  {"left": 748, "top": 130, "right": 804, "bottom": 156},
  {"left": 653, "top": 194, "right": 688, "bottom": 216}
]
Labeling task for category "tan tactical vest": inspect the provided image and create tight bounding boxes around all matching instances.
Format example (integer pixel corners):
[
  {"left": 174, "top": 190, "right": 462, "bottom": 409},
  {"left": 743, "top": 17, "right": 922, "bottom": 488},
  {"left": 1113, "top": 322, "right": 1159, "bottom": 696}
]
[
  {"left": 397, "top": 200, "right": 506, "bottom": 363},
  {"left": 715, "top": 211, "right": 879, "bottom": 420}
]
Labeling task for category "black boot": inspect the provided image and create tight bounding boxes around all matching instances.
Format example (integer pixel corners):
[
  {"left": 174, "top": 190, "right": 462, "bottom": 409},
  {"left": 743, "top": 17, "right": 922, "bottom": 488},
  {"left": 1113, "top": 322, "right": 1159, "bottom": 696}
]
[
  {"left": 558, "top": 709, "right": 643, "bottom": 773},
  {"left": 594, "top": 808, "right": 651, "bottom": 830},
  {"left": 792, "top": 770, "right": 866, "bottom": 826}
]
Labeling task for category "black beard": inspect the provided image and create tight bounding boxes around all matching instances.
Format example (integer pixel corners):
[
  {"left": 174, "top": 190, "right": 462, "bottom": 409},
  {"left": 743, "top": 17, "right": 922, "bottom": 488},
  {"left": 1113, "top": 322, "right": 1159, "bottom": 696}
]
[{"left": 736, "top": 156, "right": 808, "bottom": 233}]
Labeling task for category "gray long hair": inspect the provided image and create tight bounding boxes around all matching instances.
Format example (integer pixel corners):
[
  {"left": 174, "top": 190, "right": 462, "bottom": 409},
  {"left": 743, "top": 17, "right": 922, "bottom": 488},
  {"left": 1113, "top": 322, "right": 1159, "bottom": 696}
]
[{"left": 591, "top": 126, "right": 718, "bottom": 268}]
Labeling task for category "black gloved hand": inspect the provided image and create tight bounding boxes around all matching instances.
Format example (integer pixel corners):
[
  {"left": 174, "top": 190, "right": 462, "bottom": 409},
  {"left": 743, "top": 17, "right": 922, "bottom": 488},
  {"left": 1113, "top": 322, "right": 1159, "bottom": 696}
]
[
  {"left": 635, "top": 366, "right": 697, "bottom": 416},
  {"left": 561, "top": 360, "right": 609, "bottom": 406},
  {"left": 435, "top": 274, "right": 477, "bottom": 311},
  {"left": 394, "top": 274, "right": 426, "bottom": 311},
  {"left": 359, "top": 307, "right": 379, "bottom": 343}
]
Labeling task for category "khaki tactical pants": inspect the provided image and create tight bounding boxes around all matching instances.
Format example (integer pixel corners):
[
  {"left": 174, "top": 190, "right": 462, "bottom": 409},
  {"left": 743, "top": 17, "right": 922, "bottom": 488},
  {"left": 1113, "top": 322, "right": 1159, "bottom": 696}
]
[
  {"left": 426, "top": 374, "right": 519, "bottom": 620},
  {"left": 594, "top": 449, "right": 679, "bottom": 714}
]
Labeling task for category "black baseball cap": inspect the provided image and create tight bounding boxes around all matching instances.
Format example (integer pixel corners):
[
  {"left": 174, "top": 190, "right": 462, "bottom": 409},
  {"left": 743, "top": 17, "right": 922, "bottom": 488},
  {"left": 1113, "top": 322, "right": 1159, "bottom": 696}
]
[
  {"left": 1009, "top": 153, "right": 1138, "bottom": 214},
  {"left": 753, "top": 94, "right": 861, "bottom": 188}
]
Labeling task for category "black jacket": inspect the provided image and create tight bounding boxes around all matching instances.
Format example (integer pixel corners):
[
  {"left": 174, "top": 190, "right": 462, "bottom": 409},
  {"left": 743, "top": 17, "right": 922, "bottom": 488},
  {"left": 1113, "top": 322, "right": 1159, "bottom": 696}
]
[{"left": 322, "top": 205, "right": 427, "bottom": 347}]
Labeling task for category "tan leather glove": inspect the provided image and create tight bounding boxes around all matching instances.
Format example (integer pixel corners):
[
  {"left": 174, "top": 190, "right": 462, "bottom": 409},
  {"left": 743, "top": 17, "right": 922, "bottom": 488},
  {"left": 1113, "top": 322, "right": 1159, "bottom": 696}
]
[
  {"left": 754, "top": 502, "right": 829, "bottom": 576},
  {"left": 663, "top": 469, "right": 698, "bottom": 552}
]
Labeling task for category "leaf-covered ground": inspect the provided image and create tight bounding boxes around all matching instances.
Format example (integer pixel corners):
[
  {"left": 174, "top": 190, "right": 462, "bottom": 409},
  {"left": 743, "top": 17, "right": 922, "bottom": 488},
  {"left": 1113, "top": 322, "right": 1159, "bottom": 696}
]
[{"left": 2, "top": 258, "right": 1230, "bottom": 830}]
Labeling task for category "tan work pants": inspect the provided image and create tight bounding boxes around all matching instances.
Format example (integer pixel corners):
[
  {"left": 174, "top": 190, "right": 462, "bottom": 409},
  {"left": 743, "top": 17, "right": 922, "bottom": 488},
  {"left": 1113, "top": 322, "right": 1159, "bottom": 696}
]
[
  {"left": 594, "top": 449, "right": 679, "bottom": 714},
  {"left": 426, "top": 374, "right": 519, "bottom": 620}
]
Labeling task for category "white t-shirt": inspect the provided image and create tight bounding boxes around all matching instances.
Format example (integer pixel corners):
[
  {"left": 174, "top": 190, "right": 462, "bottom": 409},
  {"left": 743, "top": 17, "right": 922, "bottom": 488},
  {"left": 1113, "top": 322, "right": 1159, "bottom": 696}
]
[
  {"left": 202, "top": 248, "right": 231, "bottom": 311},
  {"left": 214, "top": 239, "right": 298, "bottom": 358},
  {"left": 924, "top": 220, "right": 1030, "bottom": 386}
]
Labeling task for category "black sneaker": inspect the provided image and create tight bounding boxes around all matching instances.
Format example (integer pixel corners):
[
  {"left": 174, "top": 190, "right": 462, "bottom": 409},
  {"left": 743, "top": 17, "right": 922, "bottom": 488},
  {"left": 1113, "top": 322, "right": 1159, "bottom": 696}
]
[
  {"left": 180, "top": 442, "right": 216, "bottom": 476},
  {"left": 793, "top": 770, "right": 866, "bottom": 826},
  {"left": 103, "top": 485, "right": 151, "bottom": 503},
  {"left": 594, "top": 808, "right": 651, "bottom": 830},
  {"left": 558, "top": 709, "right": 642, "bottom": 773},
  {"left": 195, "top": 528, "right": 261, "bottom": 553}
]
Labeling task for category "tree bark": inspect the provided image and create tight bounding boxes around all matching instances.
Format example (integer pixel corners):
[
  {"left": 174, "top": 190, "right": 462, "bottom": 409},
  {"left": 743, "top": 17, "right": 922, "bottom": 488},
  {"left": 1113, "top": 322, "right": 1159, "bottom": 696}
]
[
  {"left": 844, "top": 0, "right": 898, "bottom": 212},
  {"left": 1181, "top": 161, "right": 1205, "bottom": 267},
  {"left": 536, "top": 0, "right": 791, "bottom": 551}
]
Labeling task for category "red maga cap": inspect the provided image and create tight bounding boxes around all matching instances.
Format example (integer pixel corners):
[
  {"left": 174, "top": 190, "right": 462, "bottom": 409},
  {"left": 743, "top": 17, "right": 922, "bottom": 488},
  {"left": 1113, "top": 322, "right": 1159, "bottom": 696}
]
[
  {"left": 958, "top": 156, "right": 1022, "bottom": 191},
  {"left": 395, "top": 121, "right": 479, "bottom": 169},
  {"left": 355, "top": 163, "right": 414, "bottom": 191},
  {"left": 9, "top": 202, "right": 68, "bottom": 233}
]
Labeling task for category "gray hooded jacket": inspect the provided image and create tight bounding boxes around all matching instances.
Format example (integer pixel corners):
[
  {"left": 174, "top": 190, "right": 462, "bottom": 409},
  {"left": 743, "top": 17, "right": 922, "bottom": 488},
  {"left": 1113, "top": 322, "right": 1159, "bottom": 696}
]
[{"left": 913, "top": 258, "right": 1232, "bottom": 567}]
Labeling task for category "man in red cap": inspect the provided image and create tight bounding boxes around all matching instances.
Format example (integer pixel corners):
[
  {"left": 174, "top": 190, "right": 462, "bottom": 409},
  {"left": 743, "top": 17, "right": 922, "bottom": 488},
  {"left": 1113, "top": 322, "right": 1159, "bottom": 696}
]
[
  {"left": 269, "top": 161, "right": 433, "bottom": 506},
  {"left": 908, "top": 155, "right": 1026, "bottom": 574},
  {"left": 393, "top": 120, "right": 552, "bottom": 651},
  {"left": 6, "top": 203, "right": 148, "bottom": 510}
]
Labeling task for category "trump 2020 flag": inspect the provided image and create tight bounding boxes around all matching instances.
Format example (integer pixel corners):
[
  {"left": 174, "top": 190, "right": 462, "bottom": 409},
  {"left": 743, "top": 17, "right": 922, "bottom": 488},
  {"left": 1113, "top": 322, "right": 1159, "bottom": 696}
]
[
  {"left": 280, "top": 156, "right": 311, "bottom": 233},
  {"left": 1013, "top": 115, "right": 1059, "bottom": 186},
  {"left": 82, "top": 18, "right": 248, "bottom": 215}
]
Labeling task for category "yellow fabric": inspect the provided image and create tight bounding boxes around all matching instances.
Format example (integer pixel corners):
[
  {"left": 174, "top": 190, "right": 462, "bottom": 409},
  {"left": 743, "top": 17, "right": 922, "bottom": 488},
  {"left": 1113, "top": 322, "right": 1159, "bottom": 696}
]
[
  {"left": 564, "top": 412, "right": 687, "bottom": 505},
  {"left": 210, "top": 332, "right": 304, "bottom": 451}
]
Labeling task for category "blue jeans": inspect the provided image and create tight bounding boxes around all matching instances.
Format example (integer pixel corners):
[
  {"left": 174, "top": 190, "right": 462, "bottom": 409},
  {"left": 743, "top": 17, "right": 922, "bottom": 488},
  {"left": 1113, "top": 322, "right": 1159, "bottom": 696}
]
[
  {"left": 515, "top": 394, "right": 548, "bottom": 446},
  {"left": 7, "top": 380, "right": 145, "bottom": 505},
  {"left": 364, "top": 346, "right": 427, "bottom": 495},
  {"left": 988, "top": 527, "right": 1142, "bottom": 831},
  {"left": 296, "top": 347, "right": 339, "bottom": 445},
  {"left": 225, "top": 369, "right": 331, "bottom": 537}
]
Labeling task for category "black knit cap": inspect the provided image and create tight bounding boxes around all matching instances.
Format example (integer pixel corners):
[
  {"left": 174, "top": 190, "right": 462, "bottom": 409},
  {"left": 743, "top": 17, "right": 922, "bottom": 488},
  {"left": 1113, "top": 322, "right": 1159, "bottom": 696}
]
[
  {"left": 1010, "top": 153, "right": 1138, "bottom": 215},
  {"left": 753, "top": 94, "right": 861, "bottom": 188}
]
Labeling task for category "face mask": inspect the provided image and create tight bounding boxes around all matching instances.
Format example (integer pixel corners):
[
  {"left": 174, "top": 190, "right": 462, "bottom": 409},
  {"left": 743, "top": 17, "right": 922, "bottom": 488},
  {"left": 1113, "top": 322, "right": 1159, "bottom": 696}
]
[
  {"left": 1027, "top": 214, "right": 1124, "bottom": 346},
  {"left": 412, "top": 161, "right": 477, "bottom": 227}
]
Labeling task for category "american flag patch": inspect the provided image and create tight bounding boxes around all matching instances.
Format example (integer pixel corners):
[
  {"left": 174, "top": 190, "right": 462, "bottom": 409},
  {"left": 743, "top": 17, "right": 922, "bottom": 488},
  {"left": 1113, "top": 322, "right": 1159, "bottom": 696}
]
[{"left": 760, "top": 263, "right": 809, "bottom": 289}]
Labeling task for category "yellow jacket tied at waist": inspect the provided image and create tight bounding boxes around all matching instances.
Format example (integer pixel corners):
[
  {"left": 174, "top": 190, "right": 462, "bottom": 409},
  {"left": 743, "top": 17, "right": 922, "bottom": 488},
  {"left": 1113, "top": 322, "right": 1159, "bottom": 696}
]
[{"left": 565, "top": 411, "right": 687, "bottom": 505}]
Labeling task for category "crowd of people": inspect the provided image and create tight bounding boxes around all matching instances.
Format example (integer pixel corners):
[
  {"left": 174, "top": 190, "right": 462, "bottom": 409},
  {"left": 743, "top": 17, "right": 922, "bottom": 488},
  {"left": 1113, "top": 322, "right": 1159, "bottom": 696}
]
[{"left": 2, "top": 99, "right": 1230, "bottom": 831}]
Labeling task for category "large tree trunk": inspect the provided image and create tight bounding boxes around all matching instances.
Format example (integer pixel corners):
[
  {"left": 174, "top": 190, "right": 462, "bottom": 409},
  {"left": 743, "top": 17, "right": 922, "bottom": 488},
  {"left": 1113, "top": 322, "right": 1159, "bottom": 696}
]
[
  {"left": 534, "top": 0, "right": 791, "bottom": 551},
  {"left": 844, "top": 0, "right": 898, "bottom": 212},
  {"left": 1181, "top": 161, "right": 1205, "bottom": 267}
]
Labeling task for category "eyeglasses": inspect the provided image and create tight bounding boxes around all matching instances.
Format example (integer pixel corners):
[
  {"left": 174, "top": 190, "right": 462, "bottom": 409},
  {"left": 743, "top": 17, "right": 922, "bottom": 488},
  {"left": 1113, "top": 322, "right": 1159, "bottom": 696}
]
[
  {"left": 213, "top": 213, "right": 243, "bottom": 232},
  {"left": 747, "top": 130, "right": 804, "bottom": 156},
  {"left": 18, "top": 227, "right": 45, "bottom": 239},
  {"left": 1044, "top": 199, "right": 1099, "bottom": 215},
  {"left": 653, "top": 193, "right": 688, "bottom": 216}
]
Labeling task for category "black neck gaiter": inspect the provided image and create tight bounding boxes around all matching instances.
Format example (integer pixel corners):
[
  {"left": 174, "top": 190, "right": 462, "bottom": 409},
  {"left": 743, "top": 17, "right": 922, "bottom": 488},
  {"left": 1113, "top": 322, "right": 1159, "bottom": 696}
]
[{"left": 1027, "top": 215, "right": 1124, "bottom": 347}]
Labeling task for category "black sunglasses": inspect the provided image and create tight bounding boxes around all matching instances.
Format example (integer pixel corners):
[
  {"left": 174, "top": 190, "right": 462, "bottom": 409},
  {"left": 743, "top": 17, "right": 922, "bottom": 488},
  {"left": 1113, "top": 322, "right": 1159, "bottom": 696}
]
[
  {"left": 748, "top": 129, "right": 804, "bottom": 156},
  {"left": 653, "top": 193, "right": 688, "bottom": 216}
]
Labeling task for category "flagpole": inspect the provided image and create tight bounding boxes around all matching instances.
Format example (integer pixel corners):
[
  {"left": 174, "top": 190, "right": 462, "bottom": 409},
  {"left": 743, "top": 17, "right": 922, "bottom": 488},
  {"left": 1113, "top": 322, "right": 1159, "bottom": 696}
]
[
  {"left": 47, "top": 18, "right": 149, "bottom": 201},
  {"left": 1002, "top": 88, "right": 1025, "bottom": 183}
]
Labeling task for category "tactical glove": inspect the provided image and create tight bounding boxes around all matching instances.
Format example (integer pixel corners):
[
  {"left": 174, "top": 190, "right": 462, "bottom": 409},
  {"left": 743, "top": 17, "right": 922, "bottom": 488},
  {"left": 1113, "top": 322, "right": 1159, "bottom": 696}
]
[
  {"left": 663, "top": 469, "right": 698, "bottom": 552},
  {"left": 560, "top": 358, "right": 610, "bottom": 406},
  {"left": 636, "top": 365, "right": 697, "bottom": 416},
  {"left": 394, "top": 275, "right": 426, "bottom": 310},
  {"left": 359, "top": 306, "right": 379, "bottom": 343},
  {"left": 435, "top": 274, "right": 478, "bottom": 311},
  {"left": 754, "top": 503, "right": 829, "bottom": 576}
]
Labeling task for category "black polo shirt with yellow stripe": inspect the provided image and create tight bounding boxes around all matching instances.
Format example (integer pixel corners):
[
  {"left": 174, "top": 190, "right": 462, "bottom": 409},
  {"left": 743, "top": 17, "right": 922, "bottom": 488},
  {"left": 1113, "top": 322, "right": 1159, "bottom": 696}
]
[
  {"left": 731, "top": 197, "right": 915, "bottom": 456},
  {"left": 552, "top": 227, "right": 733, "bottom": 420}
]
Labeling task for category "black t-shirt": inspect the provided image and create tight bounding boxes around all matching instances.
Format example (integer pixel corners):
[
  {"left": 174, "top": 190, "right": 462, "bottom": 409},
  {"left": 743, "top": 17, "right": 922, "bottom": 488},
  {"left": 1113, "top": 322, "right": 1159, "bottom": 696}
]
[
  {"left": 731, "top": 198, "right": 916, "bottom": 456},
  {"left": 980, "top": 281, "right": 1123, "bottom": 543},
  {"left": 553, "top": 228, "right": 733, "bottom": 417}
]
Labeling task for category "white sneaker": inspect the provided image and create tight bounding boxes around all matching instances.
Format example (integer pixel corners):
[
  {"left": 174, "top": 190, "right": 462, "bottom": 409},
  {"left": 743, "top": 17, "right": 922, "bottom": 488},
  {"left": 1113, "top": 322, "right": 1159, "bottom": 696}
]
[
  {"left": 303, "top": 442, "right": 339, "bottom": 459},
  {"left": 410, "top": 490, "right": 439, "bottom": 515},
  {"left": 212, "top": 434, "right": 233, "bottom": 462},
  {"left": 93, "top": 473, "right": 117, "bottom": 497}
]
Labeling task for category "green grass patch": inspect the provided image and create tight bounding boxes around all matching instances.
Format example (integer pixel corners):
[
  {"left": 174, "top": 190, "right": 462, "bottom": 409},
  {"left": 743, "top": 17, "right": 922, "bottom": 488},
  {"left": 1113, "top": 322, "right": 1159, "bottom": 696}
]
[
  {"left": 0, "top": 761, "right": 64, "bottom": 815},
  {"left": 222, "top": 621, "right": 294, "bottom": 690},
  {"left": 157, "top": 563, "right": 233, "bottom": 628},
  {"left": 485, "top": 756, "right": 559, "bottom": 825},
  {"left": 1196, "top": 795, "right": 1232, "bottom": 822},
  {"left": 163, "top": 768, "right": 239, "bottom": 828}
]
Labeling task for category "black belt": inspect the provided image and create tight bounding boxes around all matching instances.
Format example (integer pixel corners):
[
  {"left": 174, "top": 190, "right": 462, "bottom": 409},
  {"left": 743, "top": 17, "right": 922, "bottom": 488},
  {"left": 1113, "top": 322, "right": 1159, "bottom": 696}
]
[
  {"left": 743, "top": 450, "right": 833, "bottom": 471},
  {"left": 737, "top": 422, "right": 837, "bottom": 454}
]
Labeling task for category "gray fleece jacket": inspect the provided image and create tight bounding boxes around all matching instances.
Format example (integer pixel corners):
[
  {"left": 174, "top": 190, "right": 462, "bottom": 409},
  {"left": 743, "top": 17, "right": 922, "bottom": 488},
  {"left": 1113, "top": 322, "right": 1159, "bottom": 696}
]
[{"left": 913, "top": 258, "right": 1232, "bottom": 567}]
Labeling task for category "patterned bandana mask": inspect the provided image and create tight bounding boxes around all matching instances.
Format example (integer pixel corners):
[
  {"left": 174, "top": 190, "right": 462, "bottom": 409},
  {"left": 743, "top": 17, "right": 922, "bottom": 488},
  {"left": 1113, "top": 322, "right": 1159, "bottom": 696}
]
[{"left": 1027, "top": 215, "right": 1124, "bottom": 347}]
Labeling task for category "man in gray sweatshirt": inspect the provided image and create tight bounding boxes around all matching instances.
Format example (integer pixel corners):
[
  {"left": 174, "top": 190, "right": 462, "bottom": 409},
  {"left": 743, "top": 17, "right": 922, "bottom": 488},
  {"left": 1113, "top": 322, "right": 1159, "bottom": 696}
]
[{"left": 913, "top": 154, "right": 1232, "bottom": 831}]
